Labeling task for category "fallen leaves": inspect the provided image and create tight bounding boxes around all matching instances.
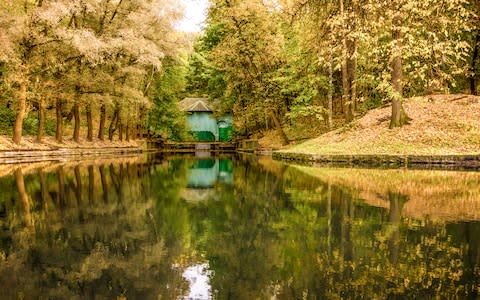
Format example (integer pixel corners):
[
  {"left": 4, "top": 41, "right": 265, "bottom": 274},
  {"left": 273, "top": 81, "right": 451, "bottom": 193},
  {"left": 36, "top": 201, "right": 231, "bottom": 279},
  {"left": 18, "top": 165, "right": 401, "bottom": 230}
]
[{"left": 284, "top": 94, "right": 480, "bottom": 155}]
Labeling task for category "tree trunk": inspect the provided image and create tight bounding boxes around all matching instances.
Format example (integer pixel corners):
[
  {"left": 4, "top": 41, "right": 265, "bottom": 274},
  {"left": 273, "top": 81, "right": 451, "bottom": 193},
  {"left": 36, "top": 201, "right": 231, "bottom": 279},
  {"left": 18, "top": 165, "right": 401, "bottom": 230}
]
[
  {"left": 350, "top": 41, "right": 357, "bottom": 112},
  {"left": 73, "top": 101, "right": 80, "bottom": 142},
  {"left": 13, "top": 79, "right": 27, "bottom": 145},
  {"left": 387, "top": 192, "right": 406, "bottom": 265},
  {"left": 340, "top": 0, "right": 356, "bottom": 123},
  {"left": 270, "top": 110, "right": 289, "bottom": 145},
  {"left": 86, "top": 103, "right": 93, "bottom": 141},
  {"left": 470, "top": 30, "right": 480, "bottom": 95},
  {"left": 88, "top": 165, "right": 94, "bottom": 204},
  {"left": 137, "top": 109, "right": 144, "bottom": 139},
  {"left": 341, "top": 47, "right": 350, "bottom": 121},
  {"left": 118, "top": 112, "right": 123, "bottom": 142},
  {"left": 119, "top": 123, "right": 124, "bottom": 141},
  {"left": 14, "top": 168, "right": 33, "bottom": 227},
  {"left": 55, "top": 98, "right": 63, "bottom": 143},
  {"left": 328, "top": 59, "right": 333, "bottom": 130},
  {"left": 108, "top": 108, "right": 118, "bottom": 141},
  {"left": 344, "top": 39, "right": 356, "bottom": 122},
  {"left": 99, "top": 165, "right": 108, "bottom": 203},
  {"left": 36, "top": 98, "right": 45, "bottom": 142},
  {"left": 390, "top": 14, "right": 410, "bottom": 129},
  {"left": 57, "top": 166, "right": 65, "bottom": 209},
  {"left": 131, "top": 124, "right": 136, "bottom": 141},
  {"left": 39, "top": 170, "right": 48, "bottom": 210},
  {"left": 98, "top": 104, "right": 106, "bottom": 141},
  {"left": 137, "top": 124, "right": 143, "bottom": 139},
  {"left": 125, "top": 124, "right": 130, "bottom": 141}
]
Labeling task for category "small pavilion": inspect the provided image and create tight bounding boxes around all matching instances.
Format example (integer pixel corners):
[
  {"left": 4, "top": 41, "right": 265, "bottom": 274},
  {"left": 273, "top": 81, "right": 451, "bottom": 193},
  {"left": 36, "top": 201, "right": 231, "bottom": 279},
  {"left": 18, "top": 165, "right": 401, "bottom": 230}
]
[{"left": 179, "top": 97, "right": 233, "bottom": 142}]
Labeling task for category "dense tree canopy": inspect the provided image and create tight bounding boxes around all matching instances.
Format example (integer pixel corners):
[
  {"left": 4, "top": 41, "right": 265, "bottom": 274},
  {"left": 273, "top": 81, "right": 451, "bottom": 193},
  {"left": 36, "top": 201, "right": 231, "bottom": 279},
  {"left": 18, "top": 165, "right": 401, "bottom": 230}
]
[
  {"left": 185, "top": 0, "right": 476, "bottom": 140},
  {"left": 0, "top": 0, "right": 478, "bottom": 144},
  {"left": 0, "top": 0, "right": 188, "bottom": 144}
]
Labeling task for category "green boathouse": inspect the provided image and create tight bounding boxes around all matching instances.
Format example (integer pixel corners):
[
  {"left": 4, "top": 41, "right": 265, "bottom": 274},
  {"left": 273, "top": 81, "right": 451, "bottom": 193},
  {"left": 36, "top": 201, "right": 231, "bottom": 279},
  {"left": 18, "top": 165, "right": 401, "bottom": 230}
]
[{"left": 179, "top": 97, "right": 233, "bottom": 142}]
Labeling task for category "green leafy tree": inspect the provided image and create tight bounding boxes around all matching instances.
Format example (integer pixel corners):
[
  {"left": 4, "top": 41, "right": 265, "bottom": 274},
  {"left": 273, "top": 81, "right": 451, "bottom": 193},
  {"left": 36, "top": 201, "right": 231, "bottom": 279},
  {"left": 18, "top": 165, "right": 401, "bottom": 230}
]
[
  {"left": 148, "top": 58, "right": 189, "bottom": 140},
  {"left": 367, "top": 0, "right": 472, "bottom": 127},
  {"left": 204, "top": 0, "right": 289, "bottom": 143}
]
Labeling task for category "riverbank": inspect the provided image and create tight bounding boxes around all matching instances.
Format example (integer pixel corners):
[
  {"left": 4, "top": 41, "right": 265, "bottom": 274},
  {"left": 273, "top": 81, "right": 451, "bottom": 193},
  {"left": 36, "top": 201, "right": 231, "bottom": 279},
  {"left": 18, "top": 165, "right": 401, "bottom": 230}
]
[
  {"left": 0, "top": 136, "right": 146, "bottom": 164},
  {"left": 274, "top": 94, "right": 480, "bottom": 169}
]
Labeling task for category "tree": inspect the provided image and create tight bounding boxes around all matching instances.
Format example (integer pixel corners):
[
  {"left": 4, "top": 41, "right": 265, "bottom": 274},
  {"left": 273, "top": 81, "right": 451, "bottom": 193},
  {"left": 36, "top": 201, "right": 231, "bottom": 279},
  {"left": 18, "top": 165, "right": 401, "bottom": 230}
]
[
  {"left": 276, "top": 0, "right": 344, "bottom": 130},
  {"left": 148, "top": 58, "right": 189, "bottom": 140},
  {"left": 204, "top": 0, "right": 289, "bottom": 143},
  {"left": 60, "top": 0, "right": 184, "bottom": 142},
  {"left": 281, "top": 0, "right": 471, "bottom": 131},
  {"left": 468, "top": 0, "right": 480, "bottom": 95},
  {"left": 1, "top": 0, "right": 187, "bottom": 144},
  {"left": 389, "top": 8, "right": 409, "bottom": 128},
  {"left": 0, "top": 0, "right": 67, "bottom": 144},
  {"left": 369, "top": 0, "right": 472, "bottom": 128},
  {"left": 339, "top": 0, "right": 359, "bottom": 122}
]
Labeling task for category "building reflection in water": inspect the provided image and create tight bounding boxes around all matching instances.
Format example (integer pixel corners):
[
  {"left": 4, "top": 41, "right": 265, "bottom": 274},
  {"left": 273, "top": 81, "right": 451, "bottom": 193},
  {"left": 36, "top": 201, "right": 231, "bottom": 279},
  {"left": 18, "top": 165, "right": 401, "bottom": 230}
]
[{"left": 181, "top": 158, "right": 233, "bottom": 203}]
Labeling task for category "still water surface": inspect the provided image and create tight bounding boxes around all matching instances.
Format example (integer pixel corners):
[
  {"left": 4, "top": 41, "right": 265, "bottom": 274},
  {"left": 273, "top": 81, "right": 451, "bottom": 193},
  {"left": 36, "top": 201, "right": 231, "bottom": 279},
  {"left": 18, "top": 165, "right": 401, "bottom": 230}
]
[{"left": 0, "top": 154, "right": 479, "bottom": 299}]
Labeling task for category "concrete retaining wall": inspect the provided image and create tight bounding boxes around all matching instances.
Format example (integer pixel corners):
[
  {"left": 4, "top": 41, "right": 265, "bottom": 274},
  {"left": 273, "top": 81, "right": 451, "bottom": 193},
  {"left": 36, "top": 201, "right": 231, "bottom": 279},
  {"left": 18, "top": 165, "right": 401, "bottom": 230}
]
[
  {"left": 0, "top": 147, "right": 145, "bottom": 164},
  {"left": 273, "top": 152, "right": 480, "bottom": 170}
]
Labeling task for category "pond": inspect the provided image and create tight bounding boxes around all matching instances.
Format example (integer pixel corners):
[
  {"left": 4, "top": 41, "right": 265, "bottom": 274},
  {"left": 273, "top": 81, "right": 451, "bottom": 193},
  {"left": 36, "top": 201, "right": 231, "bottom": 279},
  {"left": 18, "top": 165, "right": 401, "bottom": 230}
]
[{"left": 0, "top": 153, "right": 479, "bottom": 299}]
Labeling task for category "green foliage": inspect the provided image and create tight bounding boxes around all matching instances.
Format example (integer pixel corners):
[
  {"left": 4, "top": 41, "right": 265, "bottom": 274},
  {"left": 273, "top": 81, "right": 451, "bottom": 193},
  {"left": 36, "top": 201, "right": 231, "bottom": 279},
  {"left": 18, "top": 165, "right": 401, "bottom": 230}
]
[
  {"left": 185, "top": 51, "right": 210, "bottom": 96},
  {"left": 0, "top": 0, "right": 478, "bottom": 142},
  {"left": 286, "top": 105, "right": 325, "bottom": 122},
  {"left": 195, "top": 0, "right": 478, "bottom": 136},
  {"left": 355, "top": 73, "right": 383, "bottom": 112},
  {"left": 22, "top": 112, "right": 56, "bottom": 136},
  {"left": 0, "top": 106, "right": 16, "bottom": 135},
  {"left": 0, "top": 107, "right": 57, "bottom": 136},
  {"left": 1, "top": 0, "right": 186, "bottom": 143},
  {"left": 21, "top": 113, "right": 38, "bottom": 136},
  {"left": 185, "top": 26, "right": 228, "bottom": 111},
  {"left": 148, "top": 59, "right": 189, "bottom": 141}
]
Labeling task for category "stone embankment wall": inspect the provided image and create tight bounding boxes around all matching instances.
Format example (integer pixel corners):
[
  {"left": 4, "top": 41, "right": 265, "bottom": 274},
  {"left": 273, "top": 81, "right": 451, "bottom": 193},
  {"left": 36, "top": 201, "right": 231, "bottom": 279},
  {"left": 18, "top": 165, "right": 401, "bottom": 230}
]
[
  {"left": 273, "top": 152, "right": 480, "bottom": 170},
  {"left": 0, "top": 148, "right": 144, "bottom": 164}
]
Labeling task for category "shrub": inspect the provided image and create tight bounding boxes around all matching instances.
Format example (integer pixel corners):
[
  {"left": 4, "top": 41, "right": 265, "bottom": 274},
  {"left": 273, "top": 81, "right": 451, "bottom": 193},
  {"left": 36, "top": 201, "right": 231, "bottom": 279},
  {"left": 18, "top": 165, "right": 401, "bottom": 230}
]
[
  {"left": 0, "top": 107, "right": 57, "bottom": 137},
  {"left": 0, "top": 107, "right": 16, "bottom": 135}
]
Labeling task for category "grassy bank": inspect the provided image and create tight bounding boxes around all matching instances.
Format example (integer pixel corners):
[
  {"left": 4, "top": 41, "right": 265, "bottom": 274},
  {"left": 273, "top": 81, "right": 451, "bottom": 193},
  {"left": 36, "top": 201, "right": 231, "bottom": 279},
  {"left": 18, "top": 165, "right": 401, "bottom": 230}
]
[{"left": 278, "top": 94, "right": 480, "bottom": 156}]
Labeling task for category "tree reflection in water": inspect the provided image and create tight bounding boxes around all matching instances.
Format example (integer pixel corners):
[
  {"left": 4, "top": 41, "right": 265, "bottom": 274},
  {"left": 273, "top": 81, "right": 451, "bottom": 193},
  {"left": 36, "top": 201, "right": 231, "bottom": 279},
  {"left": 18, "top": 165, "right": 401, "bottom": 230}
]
[{"left": 0, "top": 154, "right": 478, "bottom": 299}]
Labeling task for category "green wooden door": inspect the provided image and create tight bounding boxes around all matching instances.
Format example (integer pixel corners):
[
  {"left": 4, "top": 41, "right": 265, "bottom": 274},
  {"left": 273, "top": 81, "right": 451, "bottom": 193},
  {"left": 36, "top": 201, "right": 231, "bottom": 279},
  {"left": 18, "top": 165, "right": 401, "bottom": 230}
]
[{"left": 218, "top": 121, "right": 232, "bottom": 142}]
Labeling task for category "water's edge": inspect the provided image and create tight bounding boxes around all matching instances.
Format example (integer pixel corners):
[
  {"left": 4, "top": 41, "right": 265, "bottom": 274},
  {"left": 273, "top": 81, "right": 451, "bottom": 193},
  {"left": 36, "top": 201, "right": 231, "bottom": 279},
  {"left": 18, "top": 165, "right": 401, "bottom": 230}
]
[
  {"left": 3, "top": 147, "right": 480, "bottom": 170},
  {"left": 273, "top": 151, "right": 480, "bottom": 170},
  {"left": 0, "top": 147, "right": 149, "bottom": 164}
]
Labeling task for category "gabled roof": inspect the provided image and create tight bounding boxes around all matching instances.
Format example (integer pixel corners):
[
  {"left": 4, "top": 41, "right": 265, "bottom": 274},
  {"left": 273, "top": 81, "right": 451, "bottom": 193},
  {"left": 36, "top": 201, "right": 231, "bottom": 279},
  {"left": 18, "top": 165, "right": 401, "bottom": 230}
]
[{"left": 179, "top": 97, "right": 214, "bottom": 112}]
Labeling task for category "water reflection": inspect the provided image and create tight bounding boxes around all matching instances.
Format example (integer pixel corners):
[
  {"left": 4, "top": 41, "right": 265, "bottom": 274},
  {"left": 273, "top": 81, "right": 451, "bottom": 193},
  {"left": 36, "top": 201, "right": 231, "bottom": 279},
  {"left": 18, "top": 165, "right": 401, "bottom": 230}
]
[
  {"left": 182, "top": 159, "right": 233, "bottom": 203},
  {"left": 183, "top": 264, "right": 212, "bottom": 300},
  {"left": 0, "top": 155, "right": 478, "bottom": 299}
]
